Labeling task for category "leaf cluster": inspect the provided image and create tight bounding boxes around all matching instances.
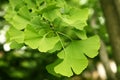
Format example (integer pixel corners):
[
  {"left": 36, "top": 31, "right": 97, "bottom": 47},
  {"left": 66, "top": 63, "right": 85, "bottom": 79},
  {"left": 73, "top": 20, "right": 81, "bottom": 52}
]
[{"left": 5, "top": 0, "right": 100, "bottom": 77}]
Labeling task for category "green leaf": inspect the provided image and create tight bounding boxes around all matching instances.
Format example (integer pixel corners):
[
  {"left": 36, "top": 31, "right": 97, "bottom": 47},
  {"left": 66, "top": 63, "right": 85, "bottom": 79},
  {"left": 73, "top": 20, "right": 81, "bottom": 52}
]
[
  {"left": 38, "top": 36, "right": 59, "bottom": 52},
  {"left": 48, "top": 42, "right": 62, "bottom": 53},
  {"left": 4, "top": 7, "right": 16, "bottom": 25},
  {"left": 41, "top": 3, "right": 60, "bottom": 21},
  {"left": 30, "top": 16, "right": 50, "bottom": 29},
  {"left": 23, "top": 0, "right": 36, "bottom": 9},
  {"left": 24, "top": 25, "right": 43, "bottom": 49},
  {"left": 60, "top": 8, "right": 88, "bottom": 30},
  {"left": 46, "top": 59, "right": 62, "bottom": 77},
  {"left": 5, "top": 0, "right": 100, "bottom": 77},
  {"left": 12, "top": 14, "right": 30, "bottom": 30},
  {"left": 78, "top": 35, "right": 100, "bottom": 58},
  {"left": 40, "top": 3, "right": 59, "bottom": 13},
  {"left": 7, "top": 27, "right": 24, "bottom": 43},
  {"left": 18, "top": 6, "right": 32, "bottom": 20},
  {"left": 10, "top": 41, "right": 24, "bottom": 49},
  {"left": 73, "top": 29, "right": 87, "bottom": 40},
  {"left": 5, "top": 6, "right": 33, "bottom": 30},
  {"left": 9, "top": 0, "right": 24, "bottom": 10},
  {"left": 24, "top": 25, "right": 59, "bottom": 52},
  {"left": 35, "top": 0, "right": 44, "bottom": 7},
  {"left": 43, "top": 10, "right": 60, "bottom": 21},
  {"left": 54, "top": 35, "right": 100, "bottom": 77}
]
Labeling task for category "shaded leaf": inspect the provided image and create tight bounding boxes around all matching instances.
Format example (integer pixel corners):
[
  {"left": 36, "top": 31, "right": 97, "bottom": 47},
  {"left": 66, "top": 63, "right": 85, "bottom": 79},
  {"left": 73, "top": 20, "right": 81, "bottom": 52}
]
[
  {"left": 10, "top": 41, "right": 24, "bottom": 49},
  {"left": 46, "top": 59, "right": 62, "bottom": 77}
]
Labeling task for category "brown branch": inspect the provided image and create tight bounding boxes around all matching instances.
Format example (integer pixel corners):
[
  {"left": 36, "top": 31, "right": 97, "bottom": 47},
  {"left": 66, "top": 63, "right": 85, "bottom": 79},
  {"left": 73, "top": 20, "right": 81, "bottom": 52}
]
[
  {"left": 114, "top": 0, "right": 120, "bottom": 20},
  {"left": 100, "top": 40, "right": 117, "bottom": 80},
  {"left": 99, "top": 0, "right": 120, "bottom": 66}
]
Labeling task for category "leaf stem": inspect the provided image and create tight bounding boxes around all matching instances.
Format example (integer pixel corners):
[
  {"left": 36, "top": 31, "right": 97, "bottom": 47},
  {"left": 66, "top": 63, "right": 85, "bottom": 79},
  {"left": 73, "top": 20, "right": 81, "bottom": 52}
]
[
  {"left": 44, "top": 31, "right": 53, "bottom": 37},
  {"left": 57, "top": 31, "right": 73, "bottom": 41},
  {"left": 55, "top": 32, "right": 66, "bottom": 57}
]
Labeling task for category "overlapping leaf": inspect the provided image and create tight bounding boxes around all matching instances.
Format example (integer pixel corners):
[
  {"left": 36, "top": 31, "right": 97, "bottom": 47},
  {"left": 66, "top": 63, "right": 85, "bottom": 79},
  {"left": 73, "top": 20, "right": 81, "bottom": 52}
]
[
  {"left": 5, "top": 0, "right": 38, "bottom": 30},
  {"left": 47, "top": 35, "right": 100, "bottom": 77},
  {"left": 10, "top": 41, "right": 24, "bottom": 49},
  {"left": 40, "top": 3, "right": 60, "bottom": 21},
  {"left": 5, "top": 6, "right": 30, "bottom": 30},
  {"left": 24, "top": 25, "right": 59, "bottom": 52},
  {"left": 73, "top": 29, "right": 87, "bottom": 40},
  {"left": 5, "top": 0, "right": 100, "bottom": 77},
  {"left": 7, "top": 27, "right": 24, "bottom": 43},
  {"left": 9, "top": 0, "right": 24, "bottom": 10},
  {"left": 60, "top": 7, "right": 88, "bottom": 30}
]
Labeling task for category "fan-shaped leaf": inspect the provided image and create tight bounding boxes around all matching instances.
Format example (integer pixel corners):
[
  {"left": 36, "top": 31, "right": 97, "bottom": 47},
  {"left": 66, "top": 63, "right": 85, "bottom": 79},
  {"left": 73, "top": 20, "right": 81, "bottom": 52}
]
[{"left": 54, "top": 35, "right": 100, "bottom": 77}]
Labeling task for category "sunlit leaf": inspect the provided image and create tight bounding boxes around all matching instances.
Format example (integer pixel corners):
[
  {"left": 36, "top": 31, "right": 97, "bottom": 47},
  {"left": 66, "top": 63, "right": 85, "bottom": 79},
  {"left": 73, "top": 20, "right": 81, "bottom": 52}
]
[
  {"left": 38, "top": 36, "right": 59, "bottom": 52},
  {"left": 18, "top": 6, "right": 32, "bottom": 20},
  {"left": 73, "top": 29, "right": 87, "bottom": 40},
  {"left": 23, "top": 0, "right": 36, "bottom": 9},
  {"left": 24, "top": 25, "right": 43, "bottom": 49},
  {"left": 9, "top": 0, "right": 24, "bottom": 10},
  {"left": 60, "top": 8, "right": 88, "bottom": 30},
  {"left": 41, "top": 3, "right": 60, "bottom": 21},
  {"left": 7, "top": 27, "right": 24, "bottom": 43},
  {"left": 5, "top": 0, "right": 100, "bottom": 77},
  {"left": 54, "top": 35, "right": 100, "bottom": 77},
  {"left": 24, "top": 25, "right": 59, "bottom": 52}
]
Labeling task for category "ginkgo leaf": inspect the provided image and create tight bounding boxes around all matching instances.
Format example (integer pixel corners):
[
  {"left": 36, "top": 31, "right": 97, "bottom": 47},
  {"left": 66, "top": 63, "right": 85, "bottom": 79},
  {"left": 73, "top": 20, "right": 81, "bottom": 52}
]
[
  {"left": 5, "top": 9, "right": 30, "bottom": 30},
  {"left": 35, "top": 0, "right": 44, "bottom": 7},
  {"left": 79, "top": 35, "right": 100, "bottom": 58},
  {"left": 48, "top": 42, "right": 62, "bottom": 53},
  {"left": 5, "top": 0, "right": 100, "bottom": 77},
  {"left": 18, "top": 6, "right": 32, "bottom": 20},
  {"left": 60, "top": 7, "right": 88, "bottom": 30},
  {"left": 46, "top": 59, "right": 62, "bottom": 77},
  {"left": 10, "top": 41, "right": 24, "bottom": 49},
  {"left": 41, "top": 3, "right": 60, "bottom": 21},
  {"left": 11, "top": 5, "right": 36, "bottom": 30},
  {"left": 24, "top": 25, "right": 44, "bottom": 49},
  {"left": 5, "top": 5, "right": 35, "bottom": 30},
  {"left": 12, "top": 14, "right": 30, "bottom": 30},
  {"left": 54, "top": 35, "right": 100, "bottom": 77},
  {"left": 55, "top": 59, "right": 75, "bottom": 77},
  {"left": 7, "top": 26, "right": 24, "bottom": 43},
  {"left": 40, "top": 3, "right": 59, "bottom": 13},
  {"left": 24, "top": 25, "right": 59, "bottom": 52},
  {"left": 30, "top": 16, "right": 50, "bottom": 29},
  {"left": 38, "top": 36, "right": 59, "bottom": 52},
  {"left": 23, "top": 0, "right": 36, "bottom": 9},
  {"left": 9, "top": 0, "right": 24, "bottom": 10},
  {"left": 73, "top": 29, "right": 87, "bottom": 40},
  {"left": 43, "top": 10, "right": 60, "bottom": 22}
]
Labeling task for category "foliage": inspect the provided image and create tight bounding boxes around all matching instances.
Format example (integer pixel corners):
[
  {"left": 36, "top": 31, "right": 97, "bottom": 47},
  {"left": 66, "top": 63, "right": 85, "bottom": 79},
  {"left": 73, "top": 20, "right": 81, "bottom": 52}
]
[
  {"left": 0, "top": 50, "right": 67, "bottom": 80},
  {"left": 4, "top": 0, "right": 100, "bottom": 77}
]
